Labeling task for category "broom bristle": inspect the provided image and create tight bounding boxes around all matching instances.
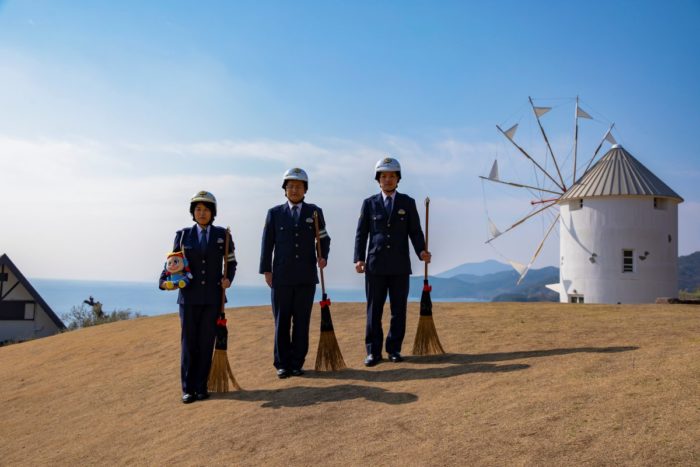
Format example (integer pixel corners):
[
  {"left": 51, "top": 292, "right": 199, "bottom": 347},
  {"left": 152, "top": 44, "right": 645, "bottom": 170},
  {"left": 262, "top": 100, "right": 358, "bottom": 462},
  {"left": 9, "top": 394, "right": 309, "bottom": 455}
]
[
  {"left": 314, "top": 330, "right": 347, "bottom": 371},
  {"left": 208, "top": 349, "right": 241, "bottom": 392},
  {"left": 412, "top": 315, "right": 445, "bottom": 356}
]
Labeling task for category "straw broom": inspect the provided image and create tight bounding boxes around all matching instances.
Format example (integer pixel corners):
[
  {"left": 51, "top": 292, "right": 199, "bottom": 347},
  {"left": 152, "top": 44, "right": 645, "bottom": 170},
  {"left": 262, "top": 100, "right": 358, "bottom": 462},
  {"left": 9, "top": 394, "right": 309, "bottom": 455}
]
[
  {"left": 412, "top": 197, "right": 445, "bottom": 356},
  {"left": 313, "top": 211, "right": 347, "bottom": 371},
  {"left": 207, "top": 227, "right": 241, "bottom": 392}
]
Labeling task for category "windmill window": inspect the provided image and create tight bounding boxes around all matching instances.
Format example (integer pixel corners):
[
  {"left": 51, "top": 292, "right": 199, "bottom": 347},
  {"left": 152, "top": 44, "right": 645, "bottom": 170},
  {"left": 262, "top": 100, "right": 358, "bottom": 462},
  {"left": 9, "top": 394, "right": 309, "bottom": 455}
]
[
  {"left": 622, "top": 249, "right": 634, "bottom": 273},
  {"left": 653, "top": 197, "right": 667, "bottom": 210},
  {"left": 569, "top": 295, "right": 584, "bottom": 303},
  {"left": 570, "top": 199, "right": 583, "bottom": 211}
]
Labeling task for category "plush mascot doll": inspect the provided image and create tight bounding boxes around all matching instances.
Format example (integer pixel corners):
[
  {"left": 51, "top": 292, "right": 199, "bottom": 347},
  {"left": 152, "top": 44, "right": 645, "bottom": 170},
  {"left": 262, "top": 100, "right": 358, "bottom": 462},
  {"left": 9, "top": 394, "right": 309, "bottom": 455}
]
[{"left": 162, "top": 251, "right": 192, "bottom": 290}]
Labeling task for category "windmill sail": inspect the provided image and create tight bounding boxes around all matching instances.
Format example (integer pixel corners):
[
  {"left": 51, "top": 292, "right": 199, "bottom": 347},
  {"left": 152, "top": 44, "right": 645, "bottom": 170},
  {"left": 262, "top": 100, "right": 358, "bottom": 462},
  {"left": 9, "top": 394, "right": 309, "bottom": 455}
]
[
  {"left": 488, "top": 218, "right": 502, "bottom": 239},
  {"left": 488, "top": 160, "right": 499, "bottom": 180},
  {"left": 504, "top": 123, "right": 518, "bottom": 140},
  {"left": 534, "top": 106, "right": 551, "bottom": 117},
  {"left": 508, "top": 260, "right": 527, "bottom": 276},
  {"left": 604, "top": 129, "right": 617, "bottom": 145}
]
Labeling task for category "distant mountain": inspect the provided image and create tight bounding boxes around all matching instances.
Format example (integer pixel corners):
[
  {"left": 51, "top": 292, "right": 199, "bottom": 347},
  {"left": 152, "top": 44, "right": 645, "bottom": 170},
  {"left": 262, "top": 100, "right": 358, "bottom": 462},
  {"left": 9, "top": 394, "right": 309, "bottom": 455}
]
[
  {"left": 410, "top": 266, "right": 559, "bottom": 302},
  {"left": 410, "top": 252, "right": 700, "bottom": 302},
  {"left": 678, "top": 252, "right": 700, "bottom": 292},
  {"left": 435, "top": 260, "right": 511, "bottom": 278}
]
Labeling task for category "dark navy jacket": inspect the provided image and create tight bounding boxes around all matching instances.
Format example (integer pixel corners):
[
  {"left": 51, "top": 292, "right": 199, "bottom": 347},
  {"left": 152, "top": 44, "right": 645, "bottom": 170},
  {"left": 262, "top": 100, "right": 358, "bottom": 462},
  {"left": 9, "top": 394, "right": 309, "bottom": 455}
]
[
  {"left": 160, "top": 225, "right": 237, "bottom": 305},
  {"left": 354, "top": 192, "right": 426, "bottom": 275},
  {"left": 259, "top": 202, "right": 331, "bottom": 287}
]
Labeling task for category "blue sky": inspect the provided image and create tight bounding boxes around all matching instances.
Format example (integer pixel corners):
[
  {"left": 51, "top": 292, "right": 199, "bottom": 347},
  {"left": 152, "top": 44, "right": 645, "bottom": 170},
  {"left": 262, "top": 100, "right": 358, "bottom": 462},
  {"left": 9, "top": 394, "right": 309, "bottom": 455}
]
[{"left": 1, "top": 1, "right": 698, "bottom": 287}]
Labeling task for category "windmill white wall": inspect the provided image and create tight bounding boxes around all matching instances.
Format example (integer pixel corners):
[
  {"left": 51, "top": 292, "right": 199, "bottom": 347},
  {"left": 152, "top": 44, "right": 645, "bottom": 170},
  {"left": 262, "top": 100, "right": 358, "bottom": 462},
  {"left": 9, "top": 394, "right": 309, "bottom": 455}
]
[
  {"left": 553, "top": 144, "right": 683, "bottom": 304},
  {"left": 558, "top": 197, "right": 679, "bottom": 304}
]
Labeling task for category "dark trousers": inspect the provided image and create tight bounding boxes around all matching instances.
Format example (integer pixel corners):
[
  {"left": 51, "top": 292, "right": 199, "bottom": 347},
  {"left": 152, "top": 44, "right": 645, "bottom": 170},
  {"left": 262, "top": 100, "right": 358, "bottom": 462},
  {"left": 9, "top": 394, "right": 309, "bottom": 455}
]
[
  {"left": 365, "top": 273, "right": 410, "bottom": 357},
  {"left": 271, "top": 284, "right": 316, "bottom": 370},
  {"left": 179, "top": 304, "right": 218, "bottom": 394}
]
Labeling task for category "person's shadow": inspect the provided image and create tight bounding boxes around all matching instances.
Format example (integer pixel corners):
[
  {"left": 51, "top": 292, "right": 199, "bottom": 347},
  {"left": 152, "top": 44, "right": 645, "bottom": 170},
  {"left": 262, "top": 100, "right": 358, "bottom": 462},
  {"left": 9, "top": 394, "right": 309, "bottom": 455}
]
[
  {"left": 308, "top": 346, "right": 638, "bottom": 383},
  {"left": 216, "top": 384, "right": 418, "bottom": 408}
]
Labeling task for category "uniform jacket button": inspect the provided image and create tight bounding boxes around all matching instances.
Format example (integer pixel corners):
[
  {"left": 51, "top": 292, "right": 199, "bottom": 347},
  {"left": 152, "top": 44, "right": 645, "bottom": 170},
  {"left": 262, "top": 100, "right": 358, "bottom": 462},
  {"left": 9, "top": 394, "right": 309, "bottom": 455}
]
[
  {"left": 387, "top": 245, "right": 391, "bottom": 248},
  {"left": 295, "top": 255, "right": 299, "bottom": 258},
  {"left": 202, "top": 259, "right": 206, "bottom": 263},
  {"left": 201, "top": 281, "right": 206, "bottom": 285},
  {"left": 201, "top": 270, "right": 206, "bottom": 274}
]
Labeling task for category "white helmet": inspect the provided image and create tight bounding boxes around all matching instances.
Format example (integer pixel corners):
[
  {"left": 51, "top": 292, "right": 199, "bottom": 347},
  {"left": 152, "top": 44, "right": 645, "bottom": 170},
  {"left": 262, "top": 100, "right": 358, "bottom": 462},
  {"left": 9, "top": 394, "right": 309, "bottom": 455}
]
[
  {"left": 282, "top": 167, "right": 309, "bottom": 189},
  {"left": 189, "top": 190, "right": 217, "bottom": 219},
  {"left": 374, "top": 157, "right": 401, "bottom": 181}
]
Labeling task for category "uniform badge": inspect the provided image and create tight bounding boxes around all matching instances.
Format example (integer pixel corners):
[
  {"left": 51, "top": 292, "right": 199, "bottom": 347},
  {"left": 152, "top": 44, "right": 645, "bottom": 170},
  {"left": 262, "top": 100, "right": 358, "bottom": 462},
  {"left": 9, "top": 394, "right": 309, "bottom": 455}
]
[
  {"left": 305, "top": 217, "right": 313, "bottom": 223},
  {"left": 217, "top": 238, "right": 224, "bottom": 243},
  {"left": 398, "top": 209, "right": 406, "bottom": 215}
]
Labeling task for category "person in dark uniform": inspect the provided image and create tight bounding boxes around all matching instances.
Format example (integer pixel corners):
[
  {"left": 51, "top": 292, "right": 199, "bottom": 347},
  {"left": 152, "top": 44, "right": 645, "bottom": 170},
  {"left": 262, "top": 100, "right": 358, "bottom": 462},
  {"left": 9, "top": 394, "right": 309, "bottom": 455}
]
[
  {"left": 259, "top": 168, "right": 330, "bottom": 379},
  {"left": 354, "top": 157, "right": 431, "bottom": 366},
  {"left": 159, "top": 191, "right": 237, "bottom": 403}
]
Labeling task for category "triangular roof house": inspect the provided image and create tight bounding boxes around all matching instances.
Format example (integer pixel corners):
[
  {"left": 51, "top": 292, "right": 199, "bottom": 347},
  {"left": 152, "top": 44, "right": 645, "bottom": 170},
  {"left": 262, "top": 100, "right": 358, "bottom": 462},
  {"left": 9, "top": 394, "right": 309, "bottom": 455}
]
[{"left": 0, "top": 254, "right": 65, "bottom": 344}]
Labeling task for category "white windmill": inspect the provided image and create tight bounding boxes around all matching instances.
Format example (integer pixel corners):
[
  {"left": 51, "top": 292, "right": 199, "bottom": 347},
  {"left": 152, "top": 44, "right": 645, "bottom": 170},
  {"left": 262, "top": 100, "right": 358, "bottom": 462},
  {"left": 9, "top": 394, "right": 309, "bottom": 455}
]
[{"left": 481, "top": 97, "right": 683, "bottom": 304}]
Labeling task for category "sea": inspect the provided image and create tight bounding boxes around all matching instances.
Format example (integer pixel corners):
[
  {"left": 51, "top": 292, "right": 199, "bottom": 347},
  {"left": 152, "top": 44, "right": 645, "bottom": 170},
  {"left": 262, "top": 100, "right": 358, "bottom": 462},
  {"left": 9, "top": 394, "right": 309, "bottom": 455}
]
[{"left": 30, "top": 278, "right": 483, "bottom": 319}]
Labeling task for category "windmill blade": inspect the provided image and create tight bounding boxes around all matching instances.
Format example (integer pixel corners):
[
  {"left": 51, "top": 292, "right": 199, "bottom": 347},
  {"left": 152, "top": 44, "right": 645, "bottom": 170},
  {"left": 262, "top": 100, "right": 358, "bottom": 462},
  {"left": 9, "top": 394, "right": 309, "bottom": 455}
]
[
  {"left": 496, "top": 125, "right": 565, "bottom": 192},
  {"left": 529, "top": 96, "right": 567, "bottom": 190},
  {"left": 516, "top": 214, "right": 560, "bottom": 285},
  {"left": 479, "top": 175, "right": 563, "bottom": 195},
  {"left": 485, "top": 201, "right": 557, "bottom": 243},
  {"left": 580, "top": 123, "right": 615, "bottom": 178}
]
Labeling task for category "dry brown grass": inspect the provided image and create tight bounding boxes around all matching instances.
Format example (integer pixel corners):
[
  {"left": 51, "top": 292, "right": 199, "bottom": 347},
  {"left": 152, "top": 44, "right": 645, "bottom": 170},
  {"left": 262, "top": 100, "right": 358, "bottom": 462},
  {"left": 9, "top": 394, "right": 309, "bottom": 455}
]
[{"left": 1, "top": 302, "right": 699, "bottom": 466}]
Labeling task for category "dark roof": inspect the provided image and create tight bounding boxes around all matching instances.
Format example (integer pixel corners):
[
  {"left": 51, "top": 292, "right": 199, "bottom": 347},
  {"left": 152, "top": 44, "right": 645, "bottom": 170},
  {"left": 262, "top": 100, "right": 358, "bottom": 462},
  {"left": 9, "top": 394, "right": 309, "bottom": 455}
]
[
  {"left": 0, "top": 254, "right": 66, "bottom": 330},
  {"left": 561, "top": 145, "right": 683, "bottom": 202}
]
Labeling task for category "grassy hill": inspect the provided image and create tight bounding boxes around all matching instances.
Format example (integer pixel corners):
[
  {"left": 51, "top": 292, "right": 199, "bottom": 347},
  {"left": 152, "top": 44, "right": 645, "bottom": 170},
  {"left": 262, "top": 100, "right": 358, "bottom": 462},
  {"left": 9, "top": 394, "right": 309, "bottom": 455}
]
[{"left": 1, "top": 302, "right": 699, "bottom": 465}]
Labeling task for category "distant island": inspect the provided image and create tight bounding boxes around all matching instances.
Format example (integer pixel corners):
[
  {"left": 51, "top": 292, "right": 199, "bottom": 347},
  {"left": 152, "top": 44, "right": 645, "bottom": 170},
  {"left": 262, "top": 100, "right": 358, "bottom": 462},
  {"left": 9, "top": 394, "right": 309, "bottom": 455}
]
[{"left": 410, "top": 253, "right": 700, "bottom": 302}]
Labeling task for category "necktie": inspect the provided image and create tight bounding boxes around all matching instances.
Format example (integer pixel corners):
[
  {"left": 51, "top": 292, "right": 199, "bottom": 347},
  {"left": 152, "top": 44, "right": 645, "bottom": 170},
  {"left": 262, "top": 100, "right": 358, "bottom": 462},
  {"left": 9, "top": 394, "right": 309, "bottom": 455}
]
[
  {"left": 292, "top": 205, "right": 299, "bottom": 223},
  {"left": 200, "top": 228, "right": 207, "bottom": 251},
  {"left": 385, "top": 196, "right": 393, "bottom": 216}
]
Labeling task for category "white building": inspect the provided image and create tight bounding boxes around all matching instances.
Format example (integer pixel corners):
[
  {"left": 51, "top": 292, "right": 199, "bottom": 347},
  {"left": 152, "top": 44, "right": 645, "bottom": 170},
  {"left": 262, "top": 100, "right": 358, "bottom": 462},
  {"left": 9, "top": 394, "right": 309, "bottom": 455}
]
[
  {"left": 0, "top": 254, "right": 65, "bottom": 344},
  {"left": 552, "top": 145, "right": 683, "bottom": 304}
]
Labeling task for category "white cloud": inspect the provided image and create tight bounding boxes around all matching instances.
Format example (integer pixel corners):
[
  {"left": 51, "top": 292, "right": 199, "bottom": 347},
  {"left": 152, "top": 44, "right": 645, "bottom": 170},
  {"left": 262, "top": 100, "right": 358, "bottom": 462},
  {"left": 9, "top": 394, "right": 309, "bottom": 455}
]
[{"left": 2, "top": 134, "right": 697, "bottom": 288}]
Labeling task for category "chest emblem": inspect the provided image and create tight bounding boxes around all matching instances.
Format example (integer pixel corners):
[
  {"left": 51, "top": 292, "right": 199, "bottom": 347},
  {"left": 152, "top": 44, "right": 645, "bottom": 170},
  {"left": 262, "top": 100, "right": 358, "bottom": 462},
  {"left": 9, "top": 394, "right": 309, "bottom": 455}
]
[{"left": 397, "top": 209, "right": 406, "bottom": 215}]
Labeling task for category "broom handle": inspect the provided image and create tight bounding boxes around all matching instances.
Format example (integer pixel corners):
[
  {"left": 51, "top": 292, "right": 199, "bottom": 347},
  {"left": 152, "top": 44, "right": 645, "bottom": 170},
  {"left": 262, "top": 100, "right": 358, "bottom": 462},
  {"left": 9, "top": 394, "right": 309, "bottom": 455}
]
[
  {"left": 424, "top": 197, "right": 430, "bottom": 280},
  {"left": 220, "top": 227, "right": 230, "bottom": 314},
  {"left": 313, "top": 211, "right": 326, "bottom": 296}
]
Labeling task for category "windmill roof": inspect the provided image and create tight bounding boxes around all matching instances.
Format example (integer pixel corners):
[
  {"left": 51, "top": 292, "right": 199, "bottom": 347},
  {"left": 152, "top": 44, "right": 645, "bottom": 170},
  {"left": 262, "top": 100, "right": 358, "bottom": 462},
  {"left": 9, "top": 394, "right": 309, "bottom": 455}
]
[{"left": 560, "top": 145, "right": 683, "bottom": 202}]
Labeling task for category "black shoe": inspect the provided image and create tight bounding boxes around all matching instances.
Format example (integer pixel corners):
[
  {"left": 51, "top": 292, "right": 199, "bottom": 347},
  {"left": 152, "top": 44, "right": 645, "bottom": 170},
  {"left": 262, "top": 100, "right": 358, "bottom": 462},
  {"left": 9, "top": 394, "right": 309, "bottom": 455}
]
[
  {"left": 388, "top": 352, "right": 404, "bottom": 363},
  {"left": 182, "top": 393, "right": 196, "bottom": 404},
  {"left": 196, "top": 392, "right": 210, "bottom": 401},
  {"left": 364, "top": 355, "right": 382, "bottom": 367},
  {"left": 277, "top": 368, "right": 290, "bottom": 379},
  {"left": 291, "top": 369, "right": 305, "bottom": 377}
]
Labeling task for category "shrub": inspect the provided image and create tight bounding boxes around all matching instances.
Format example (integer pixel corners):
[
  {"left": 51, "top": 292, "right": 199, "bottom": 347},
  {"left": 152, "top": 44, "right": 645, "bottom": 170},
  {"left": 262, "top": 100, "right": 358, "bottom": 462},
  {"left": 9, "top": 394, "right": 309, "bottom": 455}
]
[{"left": 61, "top": 304, "right": 143, "bottom": 330}]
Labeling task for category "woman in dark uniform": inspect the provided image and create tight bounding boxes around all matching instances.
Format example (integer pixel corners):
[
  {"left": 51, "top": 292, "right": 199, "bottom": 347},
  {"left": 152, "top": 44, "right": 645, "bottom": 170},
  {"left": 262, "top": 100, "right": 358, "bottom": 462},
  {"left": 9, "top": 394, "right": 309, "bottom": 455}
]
[{"left": 160, "top": 191, "right": 237, "bottom": 403}]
